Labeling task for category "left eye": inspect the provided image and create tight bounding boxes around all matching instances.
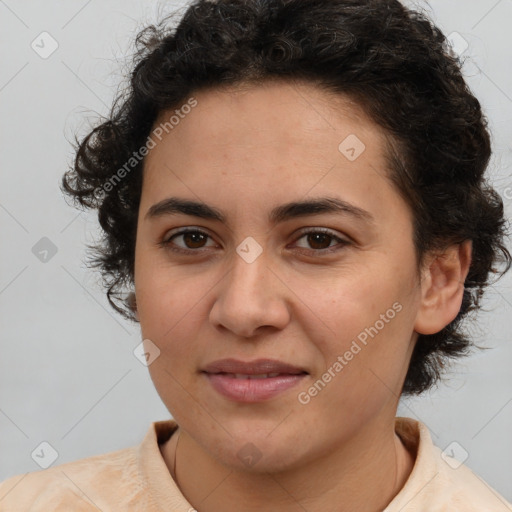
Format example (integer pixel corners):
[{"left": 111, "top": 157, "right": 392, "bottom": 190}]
[
  {"left": 293, "top": 229, "right": 348, "bottom": 252},
  {"left": 295, "top": 229, "right": 350, "bottom": 255}
]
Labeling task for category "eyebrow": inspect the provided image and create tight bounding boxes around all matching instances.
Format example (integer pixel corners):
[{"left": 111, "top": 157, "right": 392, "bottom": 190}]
[{"left": 145, "top": 196, "right": 375, "bottom": 227}]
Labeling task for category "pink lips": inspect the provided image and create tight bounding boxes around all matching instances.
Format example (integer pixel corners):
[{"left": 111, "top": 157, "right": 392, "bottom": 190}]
[{"left": 202, "top": 358, "right": 308, "bottom": 402}]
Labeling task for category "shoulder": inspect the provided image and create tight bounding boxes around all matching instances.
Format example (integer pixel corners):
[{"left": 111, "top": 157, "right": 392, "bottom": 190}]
[
  {"left": 389, "top": 418, "right": 512, "bottom": 512},
  {"left": 428, "top": 442, "right": 512, "bottom": 511},
  {"left": 0, "top": 445, "right": 149, "bottom": 511},
  {"left": 436, "top": 454, "right": 512, "bottom": 511}
]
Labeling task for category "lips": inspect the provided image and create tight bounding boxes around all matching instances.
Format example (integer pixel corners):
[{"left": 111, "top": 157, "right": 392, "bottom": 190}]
[
  {"left": 202, "top": 358, "right": 308, "bottom": 376},
  {"left": 202, "top": 358, "right": 309, "bottom": 401}
]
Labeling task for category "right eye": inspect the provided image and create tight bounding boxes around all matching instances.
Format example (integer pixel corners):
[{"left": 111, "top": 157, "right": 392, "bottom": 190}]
[{"left": 159, "top": 228, "right": 218, "bottom": 254}]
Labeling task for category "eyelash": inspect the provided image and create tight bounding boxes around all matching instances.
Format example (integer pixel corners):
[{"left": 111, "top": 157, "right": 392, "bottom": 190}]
[{"left": 158, "top": 227, "right": 350, "bottom": 256}]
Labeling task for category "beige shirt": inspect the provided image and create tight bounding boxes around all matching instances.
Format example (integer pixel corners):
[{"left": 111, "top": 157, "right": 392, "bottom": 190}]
[{"left": 0, "top": 417, "right": 510, "bottom": 511}]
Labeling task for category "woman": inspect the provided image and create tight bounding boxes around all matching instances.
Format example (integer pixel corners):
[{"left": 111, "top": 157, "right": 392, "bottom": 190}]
[{"left": 1, "top": 0, "right": 510, "bottom": 510}]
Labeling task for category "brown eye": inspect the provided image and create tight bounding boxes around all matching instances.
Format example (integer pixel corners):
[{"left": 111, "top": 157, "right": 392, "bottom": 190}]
[
  {"left": 292, "top": 228, "right": 350, "bottom": 254},
  {"left": 304, "top": 232, "right": 334, "bottom": 250},
  {"left": 179, "top": 231, "right": 208, "bottom": 249},
  {"left": 160, "top": 229, "right": 216, "bottom": 253}
]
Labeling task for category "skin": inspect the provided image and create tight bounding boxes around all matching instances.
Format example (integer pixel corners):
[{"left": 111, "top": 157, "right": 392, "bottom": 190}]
[{"left": 133, "top": 79, "right": 471, "bottom": 512}]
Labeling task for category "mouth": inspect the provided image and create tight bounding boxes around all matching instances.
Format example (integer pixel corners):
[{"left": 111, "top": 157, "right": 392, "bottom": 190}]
[
  {"left": 207, "top": 372, "right": 307, "bottom": 379},
  {"left": 201, "top": 357, "right": 308, "bottom": 376},
  {"left": 201, "top": 359, "right": 308, "bottom": 402}
]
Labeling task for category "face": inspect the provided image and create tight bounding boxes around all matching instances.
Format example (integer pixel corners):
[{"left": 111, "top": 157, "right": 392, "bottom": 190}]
[{"left": 134, "top": 80, "right": 423, "bottom": 472}]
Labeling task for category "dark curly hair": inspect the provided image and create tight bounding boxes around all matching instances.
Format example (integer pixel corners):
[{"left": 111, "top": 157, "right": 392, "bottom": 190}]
[{"left": 61, "top": 0, "right": 511, "bottom": 395}]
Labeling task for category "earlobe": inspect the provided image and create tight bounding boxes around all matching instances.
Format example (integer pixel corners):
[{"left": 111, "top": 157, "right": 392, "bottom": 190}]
[{"left": 414, "top": 240, "right": 472, "bottom": 335}]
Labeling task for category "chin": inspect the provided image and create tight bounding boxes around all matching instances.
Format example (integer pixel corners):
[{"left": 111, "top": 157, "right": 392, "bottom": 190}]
[{"left": 220, "top": 441, "right": 306, "bottom": 475}]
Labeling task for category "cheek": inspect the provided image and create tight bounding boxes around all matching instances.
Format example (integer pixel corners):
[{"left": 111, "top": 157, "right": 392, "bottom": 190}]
[
  {"left": 288, "top": 263, "right": 401, "bottom": 346},
  {"left": 297, "top": 306, "right": 414, "bottom": 434},
  {"left": 298, "top": 264, "right": 417, "bottom": 388},
  {"left": 135, "top": 253, "right": 202, "bottom": 335},
  {"left": 136, "top": 268, "right": 207, "bottom": 415}
]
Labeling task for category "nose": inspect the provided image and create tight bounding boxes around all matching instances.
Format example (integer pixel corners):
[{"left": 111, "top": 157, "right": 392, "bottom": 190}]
[{"left": 209, "top": 244, "right": 291, "bottom": 338}]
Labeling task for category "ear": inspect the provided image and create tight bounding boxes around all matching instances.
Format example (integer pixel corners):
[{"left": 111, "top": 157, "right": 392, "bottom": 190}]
[{"left": 414, "top": 240, "right": 472, "bottom": 335}]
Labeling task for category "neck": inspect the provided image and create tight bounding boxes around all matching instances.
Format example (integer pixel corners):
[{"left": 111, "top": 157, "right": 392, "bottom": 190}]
[{"left": 161, "top": 416, "right": 415, "bottom": 512}]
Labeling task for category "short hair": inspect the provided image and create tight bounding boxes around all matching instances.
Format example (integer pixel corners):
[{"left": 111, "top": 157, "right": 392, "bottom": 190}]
[{"left": 61, "top": 0, "right": 511, "bottom": 395}]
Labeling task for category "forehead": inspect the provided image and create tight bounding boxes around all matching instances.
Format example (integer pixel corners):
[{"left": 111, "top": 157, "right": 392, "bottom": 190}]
[
  {"left": 139, "top": 80, "right": 413, "bottom": 245},
  {"left": 144, "top": 80, "right": 391, "bottom": 186},
  {"left": 153, "top": 79, "right": 380, "bottom": 146}
]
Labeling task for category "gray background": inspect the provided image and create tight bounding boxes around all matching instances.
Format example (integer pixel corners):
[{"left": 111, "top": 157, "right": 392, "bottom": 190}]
[{"left": 1, "top": 0, "right": 511, "bottom": 503}]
